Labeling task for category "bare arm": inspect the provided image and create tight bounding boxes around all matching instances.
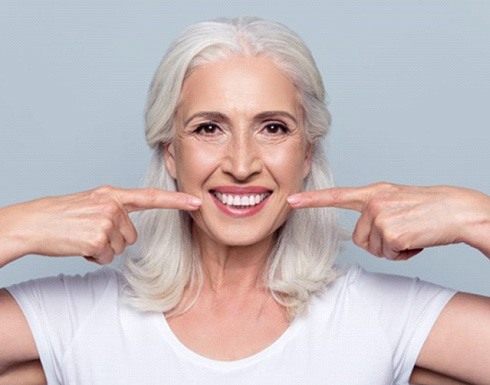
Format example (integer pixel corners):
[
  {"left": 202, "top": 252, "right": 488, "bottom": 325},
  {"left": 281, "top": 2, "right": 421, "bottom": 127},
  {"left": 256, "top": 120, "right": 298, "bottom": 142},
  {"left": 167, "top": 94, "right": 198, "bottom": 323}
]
[
  {"left": 416, "top": 292, "right": 490, "bottom": 384},
  {"left": 0, "top": 360, "right": 46, "bottom": 385},
  {"left": 0, "top": 186, "right": 201, "bottom": 374},
  {"left": 289, "top": 183, "right": 490, "bottom": 383},
  {"left": 0, "top": 185, "right": 201, "bottom": 267},
  {"left": 5, "top": 358, "right": 465, "bottom": 385},
  {"left": 410, "top": 366, "right": 469, "bottom": 385},
  {"left": 0, "top": 289, "right": 39, "bottom": 377},
  {"left": 288, "top": 183, "right": 490, "bottom": 259}
]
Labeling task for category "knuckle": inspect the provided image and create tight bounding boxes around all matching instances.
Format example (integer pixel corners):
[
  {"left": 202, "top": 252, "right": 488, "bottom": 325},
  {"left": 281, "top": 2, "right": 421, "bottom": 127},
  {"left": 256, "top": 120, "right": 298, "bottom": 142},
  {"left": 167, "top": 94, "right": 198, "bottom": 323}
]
[
  {"left": 96, "top": 254, "right": 114, "bottom": 265},
  {"left": 383, "top": 249, "right": 399, "bottom": 260},
  {"left": 90, "top": 233, "right": 109, "bottom": 252},
  {"left": 352, "top": 233, "right": 362, "bottom": 248},
  {"left": 364, "top": 199, "right": 382, "bottom": 216},
  {"left": 126, "top": 229, "right": 138, "bottom": 245},
  {"left": 375, "top": 182, "right": 395, "bottom": 191},
  {"left": 89, "top": 185, "right": 112, "bottom": 200},
  {"left": 95, "top": 185, "right": 114, "bottom": 195},
  {"left": 328, "top": 188, "right": 344, "bottom": 206},
  {"left": 383, "top": 230, "right": 405, "bottom": 251},
  {"left": 101, "top": 200, "right": 121, "bottom": 218},
  {"left": 372, "top": 214, "right": 388, "bottom": 229},
  {"left": 351, "top": 230, "right": 366, "bottom": 249},
  {"left": 97, "top": 216, "right": 115, "bottom": 233},
  {"left": 144, "top": 188, "right": 160, "bottom": 206},
  {"left": 370, "top": 182, "right": 399, "bottom": 202},
  {"left": 113, "top": 243, "right": 125, "bottom": 256}
]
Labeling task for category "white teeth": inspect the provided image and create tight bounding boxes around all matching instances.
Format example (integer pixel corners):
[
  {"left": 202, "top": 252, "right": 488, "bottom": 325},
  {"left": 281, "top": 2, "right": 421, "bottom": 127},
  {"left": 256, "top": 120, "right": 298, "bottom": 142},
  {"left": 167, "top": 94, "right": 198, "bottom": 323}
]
[
  {"left": 226, "top": 194, "right": 233, "bottom": 205},
  {"left": 213, "top": 192, "right": 270, "bottom": 208}
]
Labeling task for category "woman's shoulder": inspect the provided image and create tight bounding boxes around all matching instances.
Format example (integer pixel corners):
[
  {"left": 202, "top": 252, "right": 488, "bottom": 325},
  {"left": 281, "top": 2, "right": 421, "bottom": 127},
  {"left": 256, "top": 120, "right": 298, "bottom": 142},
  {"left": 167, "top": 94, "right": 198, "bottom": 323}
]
[
  {"left": 331, "top": 263, "right": 451, "bottom": 292},
  {"left": 6, "top": 267, "right": 126, "bottom": 316},
  {"left": 314, "top": 264, "right": 456, "bottom": 312}
]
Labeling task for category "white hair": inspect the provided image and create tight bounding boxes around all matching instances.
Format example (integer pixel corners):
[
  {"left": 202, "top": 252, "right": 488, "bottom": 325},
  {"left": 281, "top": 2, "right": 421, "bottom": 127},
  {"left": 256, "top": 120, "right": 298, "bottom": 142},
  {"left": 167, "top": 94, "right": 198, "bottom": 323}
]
[{"left": 123, "top": 17, "right": 341, "bottom": 317}]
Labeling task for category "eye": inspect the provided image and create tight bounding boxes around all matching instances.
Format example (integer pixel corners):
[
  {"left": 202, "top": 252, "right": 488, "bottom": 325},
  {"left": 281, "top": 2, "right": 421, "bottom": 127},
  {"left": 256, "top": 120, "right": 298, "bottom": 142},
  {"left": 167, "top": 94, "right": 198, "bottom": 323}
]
[
  {"left": 263, "top": 122, "right": 290, "bottom": 135},
  {"left": 194, "top": 123, "right": 221, "bottom": 135}
]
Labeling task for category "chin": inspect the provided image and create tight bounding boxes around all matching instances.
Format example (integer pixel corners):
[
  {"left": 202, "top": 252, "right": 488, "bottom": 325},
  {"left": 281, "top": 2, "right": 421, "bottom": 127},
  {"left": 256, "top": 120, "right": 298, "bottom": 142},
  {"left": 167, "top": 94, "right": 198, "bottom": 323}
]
[{"left": 216, "top": 232, "right": 273, "bottom": 248}]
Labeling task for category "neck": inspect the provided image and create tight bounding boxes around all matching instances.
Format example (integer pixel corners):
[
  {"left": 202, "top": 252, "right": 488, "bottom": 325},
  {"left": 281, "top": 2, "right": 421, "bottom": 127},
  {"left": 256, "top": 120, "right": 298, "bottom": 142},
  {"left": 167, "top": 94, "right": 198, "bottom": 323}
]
[{"left": 193, "top": 227, "right": 275, "bottom": 294}]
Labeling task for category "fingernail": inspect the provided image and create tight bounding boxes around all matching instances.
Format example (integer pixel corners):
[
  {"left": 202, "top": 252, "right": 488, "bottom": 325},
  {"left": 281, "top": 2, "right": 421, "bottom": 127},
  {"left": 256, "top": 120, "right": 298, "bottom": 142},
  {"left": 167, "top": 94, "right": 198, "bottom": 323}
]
[
  {"left": 287, "top": 195, "right": 301, "bottom": 206},
  {"left": 188, "top": 197, "right": 202, "bottom": 207}
]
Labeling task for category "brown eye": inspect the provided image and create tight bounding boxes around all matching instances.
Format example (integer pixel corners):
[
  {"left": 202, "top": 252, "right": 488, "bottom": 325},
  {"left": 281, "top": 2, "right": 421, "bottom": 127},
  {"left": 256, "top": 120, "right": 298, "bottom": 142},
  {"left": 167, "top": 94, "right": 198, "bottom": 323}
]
[
  {"left": 194, "top": 123, "right": 220, "bottom": 135},
  {"left": 264, "top": 123, "right": 290, "bottom": 135}
]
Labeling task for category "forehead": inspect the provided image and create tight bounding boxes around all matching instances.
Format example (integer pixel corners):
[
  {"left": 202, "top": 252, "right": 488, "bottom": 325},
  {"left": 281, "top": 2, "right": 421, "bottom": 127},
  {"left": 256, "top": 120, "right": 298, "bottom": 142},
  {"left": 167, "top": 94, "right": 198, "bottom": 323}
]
[{"left": 178, "top": 55, "right": 303, "bottom": 119}]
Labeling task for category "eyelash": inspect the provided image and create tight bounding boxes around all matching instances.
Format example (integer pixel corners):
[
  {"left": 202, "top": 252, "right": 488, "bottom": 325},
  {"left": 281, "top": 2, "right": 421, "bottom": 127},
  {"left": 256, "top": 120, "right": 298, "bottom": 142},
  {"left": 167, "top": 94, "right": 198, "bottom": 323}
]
[
  {"left": 263, "top": 122, "right": 291, "bottom": 135},
  {"left": 192, "top": 121, "right": 291, "bottom": 136},
  {"left": 193, "top": 123, "right": 221, "bottom": 135}
]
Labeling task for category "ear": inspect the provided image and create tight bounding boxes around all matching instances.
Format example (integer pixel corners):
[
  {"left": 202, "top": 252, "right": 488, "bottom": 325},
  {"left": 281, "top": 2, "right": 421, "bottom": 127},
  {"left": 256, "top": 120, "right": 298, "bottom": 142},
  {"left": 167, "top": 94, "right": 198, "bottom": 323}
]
[
  {"left": 163, "top": 142, "right": 177, "bottom": 179},
  {"left": 302, "top": 143, "right": 313, "bottom": 178}
]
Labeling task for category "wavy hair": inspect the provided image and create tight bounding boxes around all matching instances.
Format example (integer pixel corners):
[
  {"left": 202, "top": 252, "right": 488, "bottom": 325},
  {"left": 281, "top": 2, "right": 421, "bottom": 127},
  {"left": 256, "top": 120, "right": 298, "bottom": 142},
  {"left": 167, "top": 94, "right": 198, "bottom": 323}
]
[{"left": 123, "top": 17, "right": 341, "bottom": 317}]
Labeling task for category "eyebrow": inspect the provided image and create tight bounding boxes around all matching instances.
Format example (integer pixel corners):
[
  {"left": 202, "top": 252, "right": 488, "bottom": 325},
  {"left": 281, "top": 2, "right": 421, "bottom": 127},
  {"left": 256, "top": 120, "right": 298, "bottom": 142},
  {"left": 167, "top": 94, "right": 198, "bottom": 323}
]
[
  {"left": 184, "top": 112, "right": 230, "bottom": 127},
  {"left": 254, "top": 111, "right": 298, "bottom": 125},
  {"left": 183, "top": 110, "right": 299, "bottom": 127}
]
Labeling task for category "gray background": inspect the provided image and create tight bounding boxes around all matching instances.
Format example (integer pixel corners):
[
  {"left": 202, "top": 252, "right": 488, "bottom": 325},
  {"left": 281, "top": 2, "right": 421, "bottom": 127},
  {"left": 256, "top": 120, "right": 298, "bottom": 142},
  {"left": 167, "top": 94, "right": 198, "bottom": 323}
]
[{"left": 1, "top": 1, "right": 489, "bottom": 295}]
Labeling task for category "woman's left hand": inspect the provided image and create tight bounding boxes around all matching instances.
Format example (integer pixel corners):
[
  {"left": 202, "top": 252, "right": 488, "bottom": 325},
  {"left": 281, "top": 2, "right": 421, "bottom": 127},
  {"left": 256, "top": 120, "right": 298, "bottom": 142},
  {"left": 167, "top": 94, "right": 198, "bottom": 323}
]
[{"left": 288, "top": 183, "right": 490, "bottom": 260}]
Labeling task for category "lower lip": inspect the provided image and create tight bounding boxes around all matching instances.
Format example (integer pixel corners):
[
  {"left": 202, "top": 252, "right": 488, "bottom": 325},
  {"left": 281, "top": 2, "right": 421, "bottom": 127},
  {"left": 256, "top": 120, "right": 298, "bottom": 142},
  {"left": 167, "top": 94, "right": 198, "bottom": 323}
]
[{"left": 210, "top": 193, "right": 270, "bottom": 218}]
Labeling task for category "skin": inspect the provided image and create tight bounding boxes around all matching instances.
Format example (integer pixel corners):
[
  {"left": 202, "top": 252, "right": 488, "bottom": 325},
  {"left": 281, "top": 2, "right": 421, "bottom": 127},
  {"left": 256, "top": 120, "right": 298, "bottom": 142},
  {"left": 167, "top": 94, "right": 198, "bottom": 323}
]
[
  {"left": 288, "top": 183, "right": 490, "bottom": 259},
  {"left": 290, "top": 183, "right": 490, "bottom": 383},
  {"left": 1, "top": 56, "right": 490, "bottom": 383},
  {"left": 164, "top": 55, "right": 310, "bottom": 360},
  {"left": 165, "top": 55, "right": 311, "bottom": 250},
  {"left": 0, "top": 186, "right": 201, "bottom": 377}
]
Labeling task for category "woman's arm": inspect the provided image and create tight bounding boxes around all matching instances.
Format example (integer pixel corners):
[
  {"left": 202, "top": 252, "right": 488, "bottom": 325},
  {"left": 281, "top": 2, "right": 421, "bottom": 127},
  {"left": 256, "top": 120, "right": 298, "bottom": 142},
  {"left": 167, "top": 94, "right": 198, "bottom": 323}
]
[
  {"left": 0, "top": 334, "right": 468, "bottom": 385},
  {"left": 289, "top": 183, "right": 490, "bottom": 383},
  {"left": 288, "top": 183, "right": 490, "bottom": 259},
  {"left": 0, "top": 185, "right": 201, "bottom": 267},
  {"left": 416, "top": 292, "right": 490, "bottom": 384},
  {"left": 0, "top": 186, "right": 201, "bottom": 374},
  {"left": 0, "top": 360, "right": 46, "bottom": 385},
  {"left": 0, "top": 289, "right": 40, "bottom": 379},
  {"left": 410, "top": 366, "right": 469, "bottom": 385}
]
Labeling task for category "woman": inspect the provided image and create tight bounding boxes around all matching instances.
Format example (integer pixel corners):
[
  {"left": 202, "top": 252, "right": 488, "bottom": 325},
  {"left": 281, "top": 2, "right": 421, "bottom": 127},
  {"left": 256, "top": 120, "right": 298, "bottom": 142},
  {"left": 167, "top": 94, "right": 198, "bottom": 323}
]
[{"left": 1, "top": 17, "right": 489, "bottom": 384}]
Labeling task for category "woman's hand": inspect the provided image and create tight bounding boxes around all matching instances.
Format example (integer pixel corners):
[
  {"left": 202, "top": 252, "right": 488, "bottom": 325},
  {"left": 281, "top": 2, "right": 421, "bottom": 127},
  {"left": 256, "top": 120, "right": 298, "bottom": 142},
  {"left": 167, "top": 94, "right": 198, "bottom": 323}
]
[
  {"left": 288, "top": 183, "right": 490, "bottom": 260},
  {"left": 0, "top": 186, "right": 201, "bottom": 266}
]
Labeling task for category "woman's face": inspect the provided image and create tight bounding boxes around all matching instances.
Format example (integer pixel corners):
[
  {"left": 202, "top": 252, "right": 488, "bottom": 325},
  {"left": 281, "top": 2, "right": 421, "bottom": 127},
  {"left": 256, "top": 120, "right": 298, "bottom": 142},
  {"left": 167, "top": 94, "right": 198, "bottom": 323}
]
[{"left": 165, "top": 55, "right": 311, "bottom": 248}]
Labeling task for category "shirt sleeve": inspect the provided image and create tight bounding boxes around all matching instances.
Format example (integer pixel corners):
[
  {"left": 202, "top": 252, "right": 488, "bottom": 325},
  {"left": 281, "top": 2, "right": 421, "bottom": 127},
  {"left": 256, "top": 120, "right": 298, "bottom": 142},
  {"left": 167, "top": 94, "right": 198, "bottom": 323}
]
[
  {"left": 347, "top": 266, "right": 456, "bottom": 384},
  {"left": 6, "top": 268, "right": 121, "bottom": 385}
]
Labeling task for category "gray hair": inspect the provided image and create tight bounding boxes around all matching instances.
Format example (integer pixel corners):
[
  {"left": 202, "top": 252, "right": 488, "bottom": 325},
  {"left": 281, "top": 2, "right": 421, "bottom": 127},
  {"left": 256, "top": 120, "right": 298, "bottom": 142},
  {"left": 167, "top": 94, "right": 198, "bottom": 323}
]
[{"left": 123, "top": 17, "right": 341, "bottom": 317}]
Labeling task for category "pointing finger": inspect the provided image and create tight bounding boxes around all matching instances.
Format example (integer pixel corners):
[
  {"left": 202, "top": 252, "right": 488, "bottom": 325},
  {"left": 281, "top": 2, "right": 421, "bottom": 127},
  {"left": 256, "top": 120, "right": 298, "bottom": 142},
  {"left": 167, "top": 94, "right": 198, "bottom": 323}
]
[
  {"left": 114, "top": 188, "right": 202, "bottom": 213},
  {"left": 287, "top": 186, "right": 376, "bottom": 212}
]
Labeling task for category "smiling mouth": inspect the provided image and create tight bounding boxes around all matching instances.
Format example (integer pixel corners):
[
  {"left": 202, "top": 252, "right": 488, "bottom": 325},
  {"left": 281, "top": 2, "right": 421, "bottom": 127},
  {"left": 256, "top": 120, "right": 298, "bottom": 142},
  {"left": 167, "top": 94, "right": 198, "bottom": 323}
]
[{"left": 211, "top": 191, "right": 271, "bottom": 208}]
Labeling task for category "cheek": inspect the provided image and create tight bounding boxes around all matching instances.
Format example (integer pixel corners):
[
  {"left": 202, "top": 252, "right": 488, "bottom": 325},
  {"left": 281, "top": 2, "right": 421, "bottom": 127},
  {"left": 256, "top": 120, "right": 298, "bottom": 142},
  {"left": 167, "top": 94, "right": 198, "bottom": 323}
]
[
  {"left": 174, "top": 144, "right": 220, "bottom": 191},
  {"left": 265, "top": 147, "right": 308, "bottom": 189}
]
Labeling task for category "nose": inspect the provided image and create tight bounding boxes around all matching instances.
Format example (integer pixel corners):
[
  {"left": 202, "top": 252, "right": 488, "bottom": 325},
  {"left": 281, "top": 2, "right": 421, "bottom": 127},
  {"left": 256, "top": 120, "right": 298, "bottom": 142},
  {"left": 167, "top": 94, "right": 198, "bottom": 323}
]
[{"left": 221, "top": 133, "right": 262, "bottom": 181}]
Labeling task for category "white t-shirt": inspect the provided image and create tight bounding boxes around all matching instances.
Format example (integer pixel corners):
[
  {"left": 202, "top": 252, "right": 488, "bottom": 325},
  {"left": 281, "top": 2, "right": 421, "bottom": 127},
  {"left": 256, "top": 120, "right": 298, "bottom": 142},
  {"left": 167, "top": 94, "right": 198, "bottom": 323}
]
[{"left": 7, "top": 265, "right": 455, "bottom": 384}]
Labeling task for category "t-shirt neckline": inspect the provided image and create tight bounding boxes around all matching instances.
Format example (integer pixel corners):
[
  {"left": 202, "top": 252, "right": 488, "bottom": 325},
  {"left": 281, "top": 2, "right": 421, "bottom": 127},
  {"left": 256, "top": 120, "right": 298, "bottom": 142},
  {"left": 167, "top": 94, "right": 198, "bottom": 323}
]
[{"left": 157, "top": 310, "right": 304, "bottom": 370}]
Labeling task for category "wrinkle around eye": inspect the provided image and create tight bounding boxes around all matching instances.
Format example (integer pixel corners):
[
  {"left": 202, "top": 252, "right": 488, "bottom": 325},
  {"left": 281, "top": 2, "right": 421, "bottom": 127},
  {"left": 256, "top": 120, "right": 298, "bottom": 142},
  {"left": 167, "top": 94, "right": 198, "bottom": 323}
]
[
  {"left": 256, "top": 121, "right": 302, "bottom": 143},
  {"left": 187, "top": 122, "right": 228, "bottom": 143}
]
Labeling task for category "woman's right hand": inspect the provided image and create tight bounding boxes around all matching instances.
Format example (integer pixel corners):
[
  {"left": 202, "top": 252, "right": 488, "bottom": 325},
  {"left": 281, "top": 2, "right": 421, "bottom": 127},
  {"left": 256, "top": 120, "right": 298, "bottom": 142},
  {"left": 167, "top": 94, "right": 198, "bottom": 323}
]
[{"left": 0, "top": 186, "right": 201, "bottom": 266}]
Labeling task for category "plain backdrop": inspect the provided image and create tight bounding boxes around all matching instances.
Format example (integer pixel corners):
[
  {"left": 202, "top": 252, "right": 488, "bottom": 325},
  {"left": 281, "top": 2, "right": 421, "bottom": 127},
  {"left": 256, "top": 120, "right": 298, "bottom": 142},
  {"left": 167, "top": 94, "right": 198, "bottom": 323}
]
[{"left": 1, "top": 1, "right": 489, "bottom": 296}]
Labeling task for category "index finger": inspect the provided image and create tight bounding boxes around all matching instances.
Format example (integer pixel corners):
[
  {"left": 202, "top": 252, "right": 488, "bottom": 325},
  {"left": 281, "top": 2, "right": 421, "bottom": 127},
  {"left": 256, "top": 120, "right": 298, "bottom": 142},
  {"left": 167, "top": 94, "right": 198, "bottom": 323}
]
[
  {"left": 287, "top": 186, "right": 374, "bottom": 212},
  {"left": 115, "top": 188, "right": 202, "bottom": 213}
]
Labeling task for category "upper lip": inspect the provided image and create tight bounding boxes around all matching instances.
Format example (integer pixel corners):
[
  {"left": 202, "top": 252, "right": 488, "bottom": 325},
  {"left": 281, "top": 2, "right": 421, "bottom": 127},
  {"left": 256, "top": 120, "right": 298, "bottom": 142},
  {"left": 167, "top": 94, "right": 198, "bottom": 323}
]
[{"left": 210, "top": 186, "right": 272, "bottom": 194}]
